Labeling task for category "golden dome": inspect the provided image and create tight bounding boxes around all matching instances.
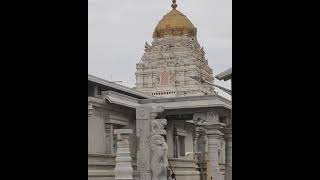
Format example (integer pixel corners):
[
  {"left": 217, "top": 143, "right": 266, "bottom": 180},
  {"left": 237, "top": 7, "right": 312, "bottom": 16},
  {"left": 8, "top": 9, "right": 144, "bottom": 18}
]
[{"left": 153, "top": 9, "right": 197, "bottom": 38}]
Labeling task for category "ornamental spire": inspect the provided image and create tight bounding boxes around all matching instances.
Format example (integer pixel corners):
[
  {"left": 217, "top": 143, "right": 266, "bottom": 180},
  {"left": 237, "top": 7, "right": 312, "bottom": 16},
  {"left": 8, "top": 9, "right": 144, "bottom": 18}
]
[{"left": 171, "top": 0, "right": 177, "bottom": 9}]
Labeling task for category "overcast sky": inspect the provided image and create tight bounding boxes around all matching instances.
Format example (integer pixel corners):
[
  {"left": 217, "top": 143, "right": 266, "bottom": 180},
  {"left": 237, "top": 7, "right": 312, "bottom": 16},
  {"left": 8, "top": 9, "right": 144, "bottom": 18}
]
[{"left": 88, "top": 0, "right": 232, "bottom": 99}]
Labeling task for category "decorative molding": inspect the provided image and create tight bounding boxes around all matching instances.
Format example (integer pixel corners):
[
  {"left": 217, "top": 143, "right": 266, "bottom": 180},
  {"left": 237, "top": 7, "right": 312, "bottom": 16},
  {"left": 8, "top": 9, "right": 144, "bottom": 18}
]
[
  {"left": 138, "top": 95, "right": 231, "bottom": 110},
  {"left": 103, "top": 90, "right": 140, "bottom": 108}
]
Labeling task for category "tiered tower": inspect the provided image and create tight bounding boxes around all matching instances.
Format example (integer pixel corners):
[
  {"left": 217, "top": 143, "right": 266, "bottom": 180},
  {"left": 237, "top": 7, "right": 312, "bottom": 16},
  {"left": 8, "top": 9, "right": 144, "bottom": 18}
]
[{"left": 135, "top": 0, "right": 215, "bottom": 97}]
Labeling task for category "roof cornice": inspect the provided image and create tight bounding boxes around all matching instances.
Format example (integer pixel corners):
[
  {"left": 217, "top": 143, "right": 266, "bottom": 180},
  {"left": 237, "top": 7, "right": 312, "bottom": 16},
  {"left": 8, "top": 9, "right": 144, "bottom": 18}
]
[{"left": 88, "top": 74, "right": 152, "bottom": 99}]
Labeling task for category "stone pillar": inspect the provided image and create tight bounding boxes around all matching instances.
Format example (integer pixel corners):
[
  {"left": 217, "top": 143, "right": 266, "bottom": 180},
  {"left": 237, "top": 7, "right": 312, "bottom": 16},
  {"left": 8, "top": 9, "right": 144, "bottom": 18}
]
[
  {"left": 192, "top": 128, "right": 199, "bottom": 159},
  {"left": 114, "top": 129, "right": 133, "bottom": 180},
  {"left": 93, "top": 85, "right": 99, "bottom": 97},
  {"left": 166, "top": 121, "right": 174, "bottom": 158},
  {"left": 136, "top": 105, "right": 152, "bottom": 180},
  {"left": 196, "top": 128, "right": 207, "bottom": 155},
  {"left": 206, "top": 124, "right": 224, "bottom": 180},
  {"left": 224, "top": 128, "right": 232, "bottom": 180},
  {"left": 88, "top": 103, "right": 93, "bottom": 153},
  {"left": 88, "top": 103, "right": 106, "bottom": 154},
  {"left": 136, "top": 105, "right": 165, "bottom": 180}
]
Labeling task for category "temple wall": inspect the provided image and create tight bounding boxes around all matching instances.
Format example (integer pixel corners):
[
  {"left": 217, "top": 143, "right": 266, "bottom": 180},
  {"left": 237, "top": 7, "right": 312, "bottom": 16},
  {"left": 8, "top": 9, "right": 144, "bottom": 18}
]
[
  {"left": 88, "top": 96, "right": 138, "bottom": 180},
  {"left": 165, "top": 120, "right": 202, "bottom": 180},
  {"left": 169, "top": 159, "right": 201, "bottom": 180},
  {"left": 88, "top": 108, "right": 107, "bottom": 154},
  {"left": 88, "top": 95, "right": 229, "bottom": 180}
]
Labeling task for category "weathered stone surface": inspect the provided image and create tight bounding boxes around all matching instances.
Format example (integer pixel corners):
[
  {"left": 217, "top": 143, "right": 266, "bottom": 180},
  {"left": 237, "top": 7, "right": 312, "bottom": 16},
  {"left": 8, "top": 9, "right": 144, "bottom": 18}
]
[
  {"left": 136, "top": 105, "right": 152, "bottom": 180},
  {"left": 135, "top": 35, "right": 215, "bottom": 97},
  {"left": 150, "top": 117, "right": 168, "bottom": 180},
  {"left": 150, "top": 134, "right": 168, "bottom": 180},
  {"left": 114, "top": 129, "right": 133, "bottom": 180},
  {"left": 88, "top": 104, "right": 107, "bottom": 154},
  {"left": 223, "top": 128, "right": 232, "bottom": 180},
  {"left": 151, "top": 119, "right": 167, "bottom": 135},
  {"left": 206, "top": 121, "right": 224, "bottom": 180},
  {"left": 136, "top": 104, "right": 169, "bottom": 180}
]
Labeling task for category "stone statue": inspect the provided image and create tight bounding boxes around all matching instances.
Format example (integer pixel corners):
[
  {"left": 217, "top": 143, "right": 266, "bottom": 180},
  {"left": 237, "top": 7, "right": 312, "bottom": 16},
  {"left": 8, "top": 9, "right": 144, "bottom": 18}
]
[
  {"left": 150, "top": 118, "right": 168, "bottom": 180},
  {"left": 150, "top": 134, "right": 168, "bottom": 180},
  {"left": 145, "top": 42, "right": 151, "bottom": 50},
  {"left": 200, "top": 46, "right": 205, "bottom": 57},
  {"left": 151, "top": 119, "right": 167, "bottom": 135}
]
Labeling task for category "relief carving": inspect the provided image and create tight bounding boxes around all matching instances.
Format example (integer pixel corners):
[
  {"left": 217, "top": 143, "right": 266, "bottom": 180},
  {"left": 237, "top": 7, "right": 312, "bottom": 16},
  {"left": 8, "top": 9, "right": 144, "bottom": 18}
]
[
  {"left": 137, "top": 119, "right": 152, "bottom": 180},
  {"left": 153, "top": 76, "right": 160, "bottom": 85},
  {"left": 151, "top": 119, "right": 167, "bottom": 135},
  {"left": 159, "top": 71, "right": 176, "bottom": 85},
  {"left": 169, "top": 71, "right": 176, "bottom": 84},
  {"left": 145, "top": 42, "right": 151, "bottom": 51},
  {"left": 150, "top": 134, "right": 168, "bottom": 180},
  {"left": 160, "top": 71, "right": 169, "bottom": 85},
  {"left": 149, "top": 118, "right": 168, "bottom": 180}
]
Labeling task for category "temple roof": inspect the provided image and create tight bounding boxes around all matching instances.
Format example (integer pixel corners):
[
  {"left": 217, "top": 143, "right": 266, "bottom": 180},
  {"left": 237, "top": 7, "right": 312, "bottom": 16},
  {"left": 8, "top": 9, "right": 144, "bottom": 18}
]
[
  {"left": 139, "top": 95, "right": 231, "bottom": 110},
  {"left": 88, "top": 74, "right": 152, "bottom": 99},
  {"left": 153, "top": 2, "right": 197, "bottom": 38}
]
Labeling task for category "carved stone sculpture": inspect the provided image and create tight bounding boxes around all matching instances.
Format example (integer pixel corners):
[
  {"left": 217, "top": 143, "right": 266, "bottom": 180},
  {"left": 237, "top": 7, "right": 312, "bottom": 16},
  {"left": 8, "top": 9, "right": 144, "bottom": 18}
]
[
  {"left": 169, "top": 71, "right": 176, "bottom": 84},
  {"left": 149, "top": 118, "right": 168, "bottom": 180},
  {"left": 136, "top": 105, "right": 167, "bottom": 180},
  {"left": 150, "top": 134, "right": 168, "bottom": 180},
  {"left": 151, "top": 119, "right": 167, "bottom": 135},
  {"left": 145, "top": 42, "right": 151, "bottom": 50}
]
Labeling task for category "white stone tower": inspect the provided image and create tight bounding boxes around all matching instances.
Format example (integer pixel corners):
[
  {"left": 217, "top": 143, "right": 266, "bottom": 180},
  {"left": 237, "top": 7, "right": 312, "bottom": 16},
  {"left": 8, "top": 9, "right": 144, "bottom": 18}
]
[{"left": 135, "top": 0, "right": 215, "bottom": 97}]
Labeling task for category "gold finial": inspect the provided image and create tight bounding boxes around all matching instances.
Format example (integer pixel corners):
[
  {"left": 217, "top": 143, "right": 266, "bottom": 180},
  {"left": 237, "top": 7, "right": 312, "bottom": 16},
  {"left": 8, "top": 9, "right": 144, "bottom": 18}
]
[{"left": 171, "top": 0, "right": 177, "bottom": 9}]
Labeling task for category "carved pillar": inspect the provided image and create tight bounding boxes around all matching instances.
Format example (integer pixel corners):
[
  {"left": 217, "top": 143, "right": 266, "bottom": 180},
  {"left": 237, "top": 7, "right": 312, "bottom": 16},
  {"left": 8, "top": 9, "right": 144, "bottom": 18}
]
[
  {"left": 88, "top": 103, "right": 93, "bottom": 153},
  {"left": 105, "top": 124, "right": 112, "bottom": 154},
  {"left": 206, "top": 124, "right": 224, "bottom": 180},
  {"left": 224, "top": 127, "right": 232, "bottom": 180},
  {"left": 196, "top": 128, "right": 207, "bottom": 155},
  {"left": 136, "top": 105, "right": 152, "bottom": 180},
  {"left": 114, "top": 129, "right": 133, "bottom": 180},
  {"left": 192, "top": 128, "right": 199, "bottom": 159},
  {"left": 93, "top": 85, "right": 99, "bottom": 97},
  {"left": 136, "top": 105, "right": 166, "bottom": 180},
  {"left": 204, "top": 111, "right": 225, "bottom": 180},
  {"left": 166, "top": 121, "right": 174, "bottom": 158}
]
